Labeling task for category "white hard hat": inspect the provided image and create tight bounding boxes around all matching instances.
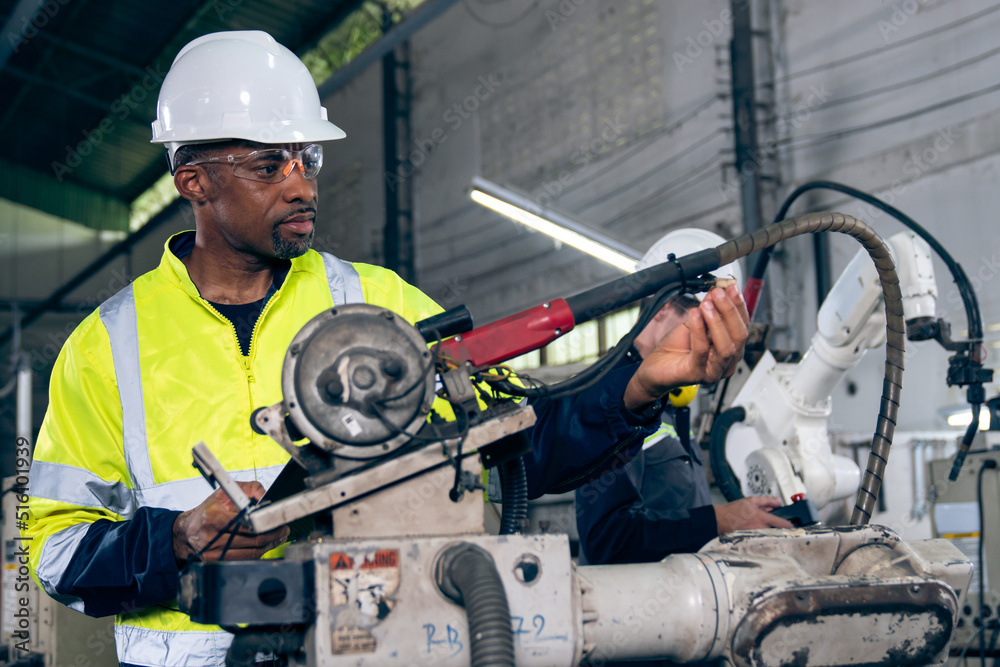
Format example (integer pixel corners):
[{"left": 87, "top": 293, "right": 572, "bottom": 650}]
[
  {"left": 637, "top": 228, "right": 743, "bottom": 299},
  {"left": 151, "top": 31, "right": 346, "bottom": 166}
]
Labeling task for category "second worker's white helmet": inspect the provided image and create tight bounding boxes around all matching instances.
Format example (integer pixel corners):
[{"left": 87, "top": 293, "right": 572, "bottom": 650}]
[{"left": 637, "top": 228, "right": 743, "bottom": 300}]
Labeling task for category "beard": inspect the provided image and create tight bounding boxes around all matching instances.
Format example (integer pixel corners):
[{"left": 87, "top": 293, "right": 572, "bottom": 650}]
[{"left": 272, "top": 226, "right": 315, "bottom": 259}]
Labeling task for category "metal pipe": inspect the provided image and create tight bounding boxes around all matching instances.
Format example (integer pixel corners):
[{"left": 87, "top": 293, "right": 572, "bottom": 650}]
[
  {"left": 16, "top": 354, "right": 31, "bottom": 443},
  {"left": 729, "top": 0, "right": 765, "bottom": 269},
  {"left": 577, "top": 555, "right": 730, "bottom": 663}
]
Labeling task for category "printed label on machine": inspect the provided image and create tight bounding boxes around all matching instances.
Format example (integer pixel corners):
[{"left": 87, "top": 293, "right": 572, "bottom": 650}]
[
  {"left": 332, "top": 625, "right": 377, "bottom": 654},
  {"left": 934, "top": 502, "right": 979, "bottom": 535}
]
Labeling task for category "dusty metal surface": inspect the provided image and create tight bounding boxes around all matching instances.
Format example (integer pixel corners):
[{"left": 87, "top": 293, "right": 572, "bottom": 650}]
[
  {"left": 300, "top": 534, "right": 577, "bottom": 666},
  {"left": 731, "top": 581, "right": 956, "bottom": 666},
  {"left": 282, "top": 305, "right": 436, "bottom": 459},
  {"left": 247, "top": 405, "right": 536, "bottom": 533}
]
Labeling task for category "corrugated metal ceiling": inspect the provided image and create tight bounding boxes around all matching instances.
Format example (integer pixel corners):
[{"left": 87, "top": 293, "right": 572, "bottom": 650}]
[{"left": 0, "top": 0, "right": 365, "bottom": 230}]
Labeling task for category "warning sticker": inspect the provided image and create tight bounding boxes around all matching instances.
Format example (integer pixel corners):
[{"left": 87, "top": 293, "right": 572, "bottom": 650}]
[
  {"left": 331, "top": 553, "right": 355, "bottom": 570},
  {"left": 362, "top": 550, "right": 398, "bottom": 569},
  {"left": 332, "top": 625, "right": 377, "bottom": 654},
  {"left": 330, "top": 549, "right": 400, "bottom": 619}
]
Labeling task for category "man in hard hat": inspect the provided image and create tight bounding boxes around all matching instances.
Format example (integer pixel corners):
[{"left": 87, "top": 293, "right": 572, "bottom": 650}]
[
  {"left": 25, "top": 31, "right": 749, "bottom": 665},
  {"left": 576, "top": 230, "right": 791, "bottom": 571}
]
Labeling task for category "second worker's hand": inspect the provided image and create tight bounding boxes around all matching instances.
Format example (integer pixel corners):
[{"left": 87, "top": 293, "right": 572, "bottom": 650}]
[
  {"left": 624, "top": 284, "right": 750, "bottom": 411},
  {"left": 173, "top": 481, "right": 290, "bottom": 563},
  {"left": 714, "top": 496, "right": 795, "bottom": 534}
]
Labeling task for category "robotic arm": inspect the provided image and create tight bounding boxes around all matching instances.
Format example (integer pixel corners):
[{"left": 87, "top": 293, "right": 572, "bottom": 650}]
[{"left": 714, "top": 232, "right": 937, "bottom": 508}]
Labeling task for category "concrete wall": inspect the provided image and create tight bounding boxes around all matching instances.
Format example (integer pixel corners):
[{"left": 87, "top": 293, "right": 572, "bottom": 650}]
[
  {"left": 773, "top": 0, "right": 1000, "bottom": 431},
  {"left": 403, "top": 0, "right": 743, "bottom": 320}
]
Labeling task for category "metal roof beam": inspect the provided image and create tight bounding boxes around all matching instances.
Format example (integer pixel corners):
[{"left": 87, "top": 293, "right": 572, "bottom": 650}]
[
  {"left": 0, "top": 157, "right": 130, "bottom": 232},
  {"left": 0, "top": 197, "right": 184, "bottom": 350},
  {"left": 32, "top": 31, "right": 151, "bottom": 79},
  {"left": 4, "top": 65, "right": 155, "bottom": 124},
  {"left": 0, "top": 0, "right": 46, "bottom": 74}
]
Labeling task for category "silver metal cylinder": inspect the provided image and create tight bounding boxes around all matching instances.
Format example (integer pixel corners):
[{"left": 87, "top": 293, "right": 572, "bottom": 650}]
[{"left": 576, "top": 554, "right": 730, "bottom": 663}]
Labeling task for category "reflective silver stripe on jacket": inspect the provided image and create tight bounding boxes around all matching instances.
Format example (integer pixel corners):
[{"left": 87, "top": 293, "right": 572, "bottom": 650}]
[
  {"left": 27, "top": 462, "right": 285, "bottom": 515},
  {"left": 641, "top": 422, "right": 680, "bottom": 451},
  {"left": 319, "top": 252, "right": 364, "bottom": 305},
  {"left": 34, "top": 523, "right": 91, "bottom": 613},
  {"left": 29, "top": 460, "right": 137, "bottom": 517},
  {"left": 100, "top": 285, "right": 155, "bottom": 490},
  {"left": 116, "top": 625, "right": 231, "bottom": 667},
  {"left": 137, "top": 464, "right": 286, "bottom": 512}
]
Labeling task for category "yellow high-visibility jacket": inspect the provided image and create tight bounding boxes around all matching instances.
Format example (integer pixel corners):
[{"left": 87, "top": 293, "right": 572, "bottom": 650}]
[{"left": 26, "top": 232, "right": 441, "bottom": 666}]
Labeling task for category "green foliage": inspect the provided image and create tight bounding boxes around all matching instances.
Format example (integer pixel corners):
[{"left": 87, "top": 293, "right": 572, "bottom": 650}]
[{"left": 301, "top": 0, "right": 424, "bottom": 85}]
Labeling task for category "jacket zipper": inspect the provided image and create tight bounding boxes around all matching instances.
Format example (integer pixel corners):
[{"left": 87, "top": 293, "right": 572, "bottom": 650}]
[
  {"left": 244, "top": 284, "right": 286, "bottom": 477},
  {"left": 200, "top": 291, "right": 280, "bottom": 479}
]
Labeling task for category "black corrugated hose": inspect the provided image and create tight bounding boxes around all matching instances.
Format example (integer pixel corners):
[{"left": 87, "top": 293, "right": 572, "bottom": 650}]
[
  {"left": 709, "top": 406, "right": 747, "bottom": 502},
  {"left": 436, "top": 543, "right": 515, "bottom": 667},
  {"left": 712, "top": 212, "right": 905, "bottom": 525},
  {"left": 499, "top": 456, "right": 528, "bottom": 535}
]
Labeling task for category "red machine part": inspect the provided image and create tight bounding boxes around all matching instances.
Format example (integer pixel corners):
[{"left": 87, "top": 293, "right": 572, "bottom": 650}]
[
  {"left": 436, "top": 299, "right": 576, "bottom": 368},
  {"left": 743, "top": 277, "right": 764, "bottom": 320}
]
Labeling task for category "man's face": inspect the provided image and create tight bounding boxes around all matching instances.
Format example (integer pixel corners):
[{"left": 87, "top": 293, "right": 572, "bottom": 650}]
[
  {"left": 645, "top": 295, "right": 700, "bottom": 344},
  {"left": 196, "top": 141, "right": 319, "bottom": 260}
]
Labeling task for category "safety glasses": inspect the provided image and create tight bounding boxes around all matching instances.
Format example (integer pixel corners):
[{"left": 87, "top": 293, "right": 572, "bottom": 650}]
[{"left": 185, "top": 144, "right": 323, "bottom": 183}]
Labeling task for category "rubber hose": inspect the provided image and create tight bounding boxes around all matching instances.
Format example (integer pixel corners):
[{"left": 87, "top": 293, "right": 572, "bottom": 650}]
[
  {"left": 499, "top": 457, "right": 528, "bottom": 535},
  {"left": 225, "top": 627, "right": 303, "bottom": 667},
  {"left": 709, "top": 406, "right": 746, "bottom": 502},
  {"left": 437, "top": 543, "right": 515, "bottom": 667},
  {"left": 713, "top": 212, "right": 905, "bottom": 525}
]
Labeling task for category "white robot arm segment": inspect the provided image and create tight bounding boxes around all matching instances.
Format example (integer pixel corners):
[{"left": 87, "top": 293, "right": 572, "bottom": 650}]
[{"left": 720, "top": 232, "right": 937, "bottom": 508}]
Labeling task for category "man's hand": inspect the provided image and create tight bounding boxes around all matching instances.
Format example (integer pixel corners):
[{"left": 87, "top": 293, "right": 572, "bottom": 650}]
[
  {"left": 173, "top": 481, "right": 290, "bottom": 563},
  {"left": 713, "top": 496, "right": 794, "bottom": 534},
  {"left": 624, "top": 284, "right": 749, "bottom": 411}
]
